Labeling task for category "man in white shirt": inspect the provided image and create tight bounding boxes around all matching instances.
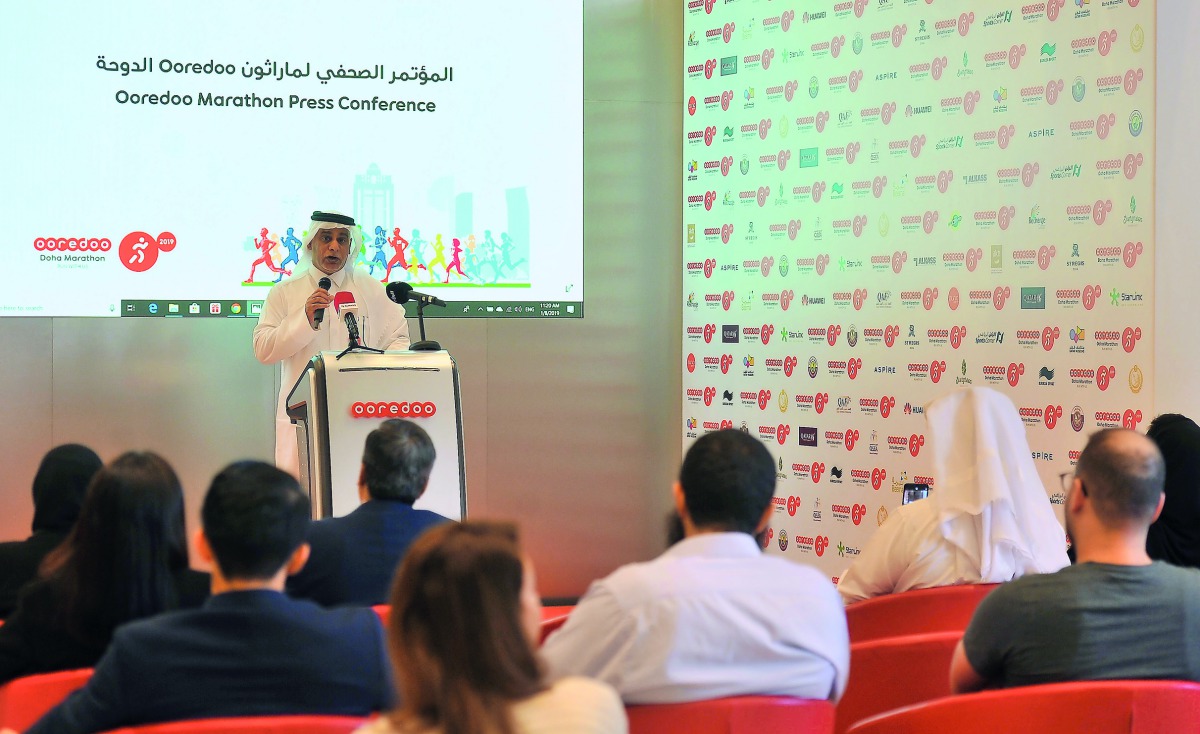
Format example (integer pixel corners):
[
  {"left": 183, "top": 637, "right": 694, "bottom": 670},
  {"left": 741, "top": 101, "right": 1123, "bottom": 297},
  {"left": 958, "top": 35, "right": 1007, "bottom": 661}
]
[
  {"left": 253, "top": 211, "right": 411, "bottom": 475},
  {"left": 541, "top": 429, "right": 850, "bottom": 704}
]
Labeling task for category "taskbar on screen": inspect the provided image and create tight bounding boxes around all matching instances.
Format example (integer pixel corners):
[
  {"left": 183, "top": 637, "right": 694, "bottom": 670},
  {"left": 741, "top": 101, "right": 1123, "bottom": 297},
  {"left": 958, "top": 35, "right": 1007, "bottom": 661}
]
[
  {"left": 119, "top": 300, "right": 583, "bottom": 318},
  {"left": 120, "top": 300, "right": 264, "bottom": 318}
]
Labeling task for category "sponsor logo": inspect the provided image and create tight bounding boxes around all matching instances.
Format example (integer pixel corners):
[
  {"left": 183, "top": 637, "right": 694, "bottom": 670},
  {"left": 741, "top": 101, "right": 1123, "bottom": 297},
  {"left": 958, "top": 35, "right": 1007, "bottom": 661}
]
[{"left": 350, "top": 401, "right": 437, "bottom": 418}]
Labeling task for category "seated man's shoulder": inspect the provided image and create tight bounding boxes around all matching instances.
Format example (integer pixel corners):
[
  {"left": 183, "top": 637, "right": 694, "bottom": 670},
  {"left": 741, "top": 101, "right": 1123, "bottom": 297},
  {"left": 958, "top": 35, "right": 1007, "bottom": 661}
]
[
  {"left": 404, "top": 507, "right": 453, "bottom": 530},
  {"left": 307, "top": 513, "right": 351, "bottom": 541},
  {"left": 982, "top": 561, "right": 1200, "bottom": 610},
  {"left": 277, "top": 594, "right": 382, "bottom": 629},
  {"left": 597, "top": 541, "right": 836, "bottom": 608}
]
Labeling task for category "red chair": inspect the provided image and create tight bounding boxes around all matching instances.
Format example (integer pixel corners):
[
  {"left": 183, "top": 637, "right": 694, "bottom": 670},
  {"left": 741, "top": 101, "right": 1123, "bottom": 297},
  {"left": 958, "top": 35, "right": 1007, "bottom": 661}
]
[
  {"left": 0, "top": 668, "right": 93, "bottom": 730},
  {"left": 541, "top": 605, "right": 573, "bottom": 620},
  {"left": 98, "top": 715, "right": 368, "bottom": 733},
  {"left": 627, "top": 696, "right": 834, "bottom": 734},
  {"left": 379, "top": 604, "right": 570, "bottom": 629},
  {"left": 537, "top": 605, "right": 573, "bottom": 645},
  {"left": 834, "top": 631, "right": 960, "bottom": 734},
  {"left": 845, "top": 584, "right": 998, "bottom": 643},
  {"left": 846, "top": 680, "right": 1200, "bottom": 734}
]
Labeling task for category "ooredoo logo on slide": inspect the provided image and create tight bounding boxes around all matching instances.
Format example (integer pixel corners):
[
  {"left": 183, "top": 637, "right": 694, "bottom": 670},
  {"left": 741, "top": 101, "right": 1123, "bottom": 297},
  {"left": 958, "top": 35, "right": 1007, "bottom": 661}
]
[{"left": 119, "top": 231, "right": 177, "bottom": 273}]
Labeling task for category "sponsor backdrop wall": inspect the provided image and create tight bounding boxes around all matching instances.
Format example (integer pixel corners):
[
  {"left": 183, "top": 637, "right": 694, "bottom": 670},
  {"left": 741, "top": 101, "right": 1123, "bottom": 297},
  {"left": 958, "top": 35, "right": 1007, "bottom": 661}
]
[{"left": 683, "top": 0, "right": 1154, "bottom": 578}]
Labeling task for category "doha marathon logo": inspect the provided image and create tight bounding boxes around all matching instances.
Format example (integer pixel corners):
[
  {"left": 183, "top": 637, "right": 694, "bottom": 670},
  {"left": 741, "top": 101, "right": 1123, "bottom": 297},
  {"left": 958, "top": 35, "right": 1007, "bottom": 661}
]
[
  {"left": 35, "top": 229, "right": 177, "bottom": 273},
  {"left": 119, "top": 231, "right": 178, "bottom": 272}
]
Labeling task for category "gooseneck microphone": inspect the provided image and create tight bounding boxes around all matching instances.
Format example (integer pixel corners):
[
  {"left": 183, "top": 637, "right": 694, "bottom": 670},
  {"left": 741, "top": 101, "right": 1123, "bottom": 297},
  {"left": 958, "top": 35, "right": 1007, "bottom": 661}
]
[
  {"left": 332, "top": 291, "right": 359, "bottom": 344},
  {"left": 313, "top": 276, "right": 333, "bottom": 326},
  {"left": 386, "top": 281, "right": 446, "bottom": 308}
]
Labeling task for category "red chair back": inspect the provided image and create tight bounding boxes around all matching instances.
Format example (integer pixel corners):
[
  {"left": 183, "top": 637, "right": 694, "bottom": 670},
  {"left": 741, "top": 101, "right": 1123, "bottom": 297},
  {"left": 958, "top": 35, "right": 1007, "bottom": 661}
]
[
  {"left": 845, "top": 584, "right": 998, "bottom": 643},
  {"left": 834, "top": 631, "right": 959, "bottom": 734},
  {"left": 0, "top": 668, "right": 93, "bottom": 730},
  {"left": 537, "top": 605, "right": 573, "bottom": 645},
  {"left": 98, "top": 715, "right": 368, "bottom": 733},
  {"left": 627, "top": 696, "right": 834, "bottom": 734},
  {"left": 541, "top": 604, "right": 574, "bottom": 620},
  {"left": 539, "top": 614, "right": 570, "bottom": 645},
  {"left": 846, "top": 680, "right": 1200, "bottom": 734}
]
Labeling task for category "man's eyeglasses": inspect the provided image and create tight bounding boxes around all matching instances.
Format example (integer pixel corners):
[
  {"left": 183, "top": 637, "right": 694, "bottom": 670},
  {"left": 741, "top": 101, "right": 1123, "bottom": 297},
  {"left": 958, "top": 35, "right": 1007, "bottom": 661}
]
[{"left": 1058, "top": 471, "right": 1088, "bottom": 497}]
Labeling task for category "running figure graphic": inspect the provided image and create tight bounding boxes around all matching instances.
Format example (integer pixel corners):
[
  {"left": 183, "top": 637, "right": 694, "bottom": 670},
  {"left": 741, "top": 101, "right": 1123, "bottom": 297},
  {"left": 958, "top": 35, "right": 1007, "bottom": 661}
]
[
  {"left": 425, "top": 234, "right": 448, "bottom": 283},
  {"left": 245, "top": 227, "right": 289, "bottom": 283},
  {"left": 275, "top": 227, "right": 302, "bottom": 283},
  {"left": 444, "top": 237, "right": 467, "bottom": 283},
  {"left": 368, "top": 226, "right": 389, "bottom": 277},
  {"left": 407, "top": 229, "right": 429, "bottom": 276},
  {"left": 384, "top": 227, "right": 410, "bottom": 282},
  {"left": 495, "top": 232, "right": 526, "bottom": 279}
]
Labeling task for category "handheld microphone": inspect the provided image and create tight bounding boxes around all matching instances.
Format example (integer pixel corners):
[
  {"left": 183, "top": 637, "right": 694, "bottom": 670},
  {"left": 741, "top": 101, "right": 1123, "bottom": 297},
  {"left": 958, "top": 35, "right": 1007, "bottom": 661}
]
[
  {"left": 332, "top": 291, "right": 360, "bottom": 343},
  {"left": 386, "top": 281, "right": 446, "bottom": 308},
  {"left": 313, "top": 276, "right": 333, "bottom": 326}
]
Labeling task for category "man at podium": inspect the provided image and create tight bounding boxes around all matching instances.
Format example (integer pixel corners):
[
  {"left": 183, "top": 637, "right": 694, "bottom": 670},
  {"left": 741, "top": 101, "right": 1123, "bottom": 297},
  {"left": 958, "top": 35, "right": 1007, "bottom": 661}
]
[{"left": 253, "top": 210, "right": 411, "bottom": 475}]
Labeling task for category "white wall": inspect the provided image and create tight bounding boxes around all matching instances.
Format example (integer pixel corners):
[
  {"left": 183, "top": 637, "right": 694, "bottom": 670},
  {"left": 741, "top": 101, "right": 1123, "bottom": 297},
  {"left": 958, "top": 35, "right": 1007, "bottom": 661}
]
[{"left": 1153, "top": 0, "right": 1199, "bottom": 419}]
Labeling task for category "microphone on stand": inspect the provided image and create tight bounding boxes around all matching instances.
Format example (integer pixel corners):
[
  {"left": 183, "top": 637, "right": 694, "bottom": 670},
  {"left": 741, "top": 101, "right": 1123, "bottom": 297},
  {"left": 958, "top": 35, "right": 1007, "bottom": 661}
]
[
  {"left": 333, "top": 291, "right": 359, "bottom": 345},
  {"left": 313, "top": 276, "right": 333, "bottom": 326},
  {"left": 384, "top": 281, "right": 443, "bottom": 351},
  {"left": 386, "top": 281, "right": 446, "bottom": 308}
]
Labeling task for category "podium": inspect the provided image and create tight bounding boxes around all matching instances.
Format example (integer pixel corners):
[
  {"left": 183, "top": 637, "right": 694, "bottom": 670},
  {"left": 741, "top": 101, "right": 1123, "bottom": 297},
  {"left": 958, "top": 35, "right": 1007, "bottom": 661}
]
[{"left": 285, "top": 349, "right": 466, "bottom": 520}]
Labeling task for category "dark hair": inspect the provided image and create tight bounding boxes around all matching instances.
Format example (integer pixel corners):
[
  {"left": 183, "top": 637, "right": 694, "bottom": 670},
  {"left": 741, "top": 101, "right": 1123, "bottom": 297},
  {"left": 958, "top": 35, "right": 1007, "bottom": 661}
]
[
  {"left": 1076, "top": 428, "right": 1165, "bottom": 527},
  {"left": 361, "top": 419, "right": 436, "bottom": 503},
  {"left": 201, "top": 461, "right": 310, "bottom": 580},
  {"left": 678, "top": 429, "right": 776, "bottom": 534},
  {"left": 30, "top": 444, "right": 103, "bottom": 534},
  {"left": 42, "top": 451, "right": 189, "bottom": 645},
  {"left": 1144, "top": 413, "right": 1200, "bottom": 565},
  {"left": 387, "top": 521, "right": 544, "bottom": 734}
]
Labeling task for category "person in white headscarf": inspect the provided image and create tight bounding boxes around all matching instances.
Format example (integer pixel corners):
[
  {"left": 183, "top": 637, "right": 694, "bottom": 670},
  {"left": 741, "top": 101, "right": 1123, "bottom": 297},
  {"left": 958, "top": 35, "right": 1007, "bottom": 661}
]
[
  {"left": 253, "top": 211, "right": 411, "bottom": 476},
  {"left": 836, "top": 387, "right": 1069, "bottom": 604}
]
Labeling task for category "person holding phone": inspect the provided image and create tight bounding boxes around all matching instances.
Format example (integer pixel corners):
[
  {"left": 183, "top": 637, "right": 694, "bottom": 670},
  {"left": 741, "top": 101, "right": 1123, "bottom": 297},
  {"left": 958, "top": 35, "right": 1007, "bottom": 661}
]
[{"left": 836, "top": 387, "right": 1068, "bottom": 604}]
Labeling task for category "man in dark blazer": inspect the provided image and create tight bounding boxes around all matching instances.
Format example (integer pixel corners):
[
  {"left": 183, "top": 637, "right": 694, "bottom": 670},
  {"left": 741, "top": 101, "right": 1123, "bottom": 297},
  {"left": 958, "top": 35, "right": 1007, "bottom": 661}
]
[
  {"left": 287, "top": 419, "right": 452, "bottom": 606},
  {"left": 25, "top": 461, "right": 393, "bottom": 734}
]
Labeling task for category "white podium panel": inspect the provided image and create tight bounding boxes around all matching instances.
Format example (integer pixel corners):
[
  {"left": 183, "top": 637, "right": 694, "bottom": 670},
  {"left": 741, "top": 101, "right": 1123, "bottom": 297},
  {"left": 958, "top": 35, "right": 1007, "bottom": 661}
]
[{"left": 286, "top": 349, "right": 465, "bottom": 520}]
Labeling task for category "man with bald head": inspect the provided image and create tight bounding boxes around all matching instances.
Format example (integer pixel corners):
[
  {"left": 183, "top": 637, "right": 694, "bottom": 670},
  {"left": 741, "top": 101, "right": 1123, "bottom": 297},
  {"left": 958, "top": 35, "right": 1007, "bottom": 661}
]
[
  {"left": 253, "top": 211, "right": 411, "bottom": 475},
  {"left": 951, "top": 428, "right": 1200, "bottom": 692}
]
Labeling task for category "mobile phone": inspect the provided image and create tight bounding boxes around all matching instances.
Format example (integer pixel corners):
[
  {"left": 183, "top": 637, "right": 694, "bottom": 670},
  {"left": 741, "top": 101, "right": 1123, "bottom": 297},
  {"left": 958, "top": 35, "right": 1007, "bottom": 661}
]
[{"left": 902, "top": 482, "right": 931, "bottom": 505}]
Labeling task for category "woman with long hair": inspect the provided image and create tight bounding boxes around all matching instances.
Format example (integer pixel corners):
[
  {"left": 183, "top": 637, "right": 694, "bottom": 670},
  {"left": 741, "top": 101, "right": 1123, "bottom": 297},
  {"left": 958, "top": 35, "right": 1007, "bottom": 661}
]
[
  {"left": 359, "top": 521, "right": 625, "bottom": 734},
  {"left": 0, "top": 451, "right": 208, "bottom": 682},
  {"left": 0, "top": 443, "right": 102, "bottom": 618},
  {"left": 1145, "top": 413, "right": 1200, "bottom": 567}
]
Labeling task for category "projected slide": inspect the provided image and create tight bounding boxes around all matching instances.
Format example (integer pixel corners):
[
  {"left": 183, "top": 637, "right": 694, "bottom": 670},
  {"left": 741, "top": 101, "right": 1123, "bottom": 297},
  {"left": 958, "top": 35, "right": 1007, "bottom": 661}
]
[
  {"left": 2, "top": 1, "right": 582, "bottom": 318},
  {"left": 682, "top": 1, "right": 1154, "bottom": 577}
]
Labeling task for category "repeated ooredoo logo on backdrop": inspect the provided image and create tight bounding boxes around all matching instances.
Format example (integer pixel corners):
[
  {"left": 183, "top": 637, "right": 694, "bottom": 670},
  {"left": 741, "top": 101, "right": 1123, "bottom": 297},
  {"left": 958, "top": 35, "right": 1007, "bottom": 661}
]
[{"left": 682, "top": 0, "right": 1154, "bottom": 580}]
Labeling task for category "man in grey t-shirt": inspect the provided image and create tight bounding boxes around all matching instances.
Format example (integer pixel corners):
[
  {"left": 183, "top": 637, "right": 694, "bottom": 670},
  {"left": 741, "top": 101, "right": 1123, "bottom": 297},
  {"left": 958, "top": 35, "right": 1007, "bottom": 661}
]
[{"left": 950, "top": 428, "right": 1200, "bottom": 692}]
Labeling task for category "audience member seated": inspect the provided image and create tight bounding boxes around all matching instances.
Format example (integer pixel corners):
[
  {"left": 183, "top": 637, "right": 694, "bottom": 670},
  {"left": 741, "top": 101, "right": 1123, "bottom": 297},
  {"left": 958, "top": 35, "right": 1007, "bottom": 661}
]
[
  {"left": 0, "top": 451, "right": 207, "bottom": 684},
  {"left": 288, "top": 419, "right": 451, "bottom": 607},
  {"left": 24, "top": 461, "right": 393, "bottom": 733},
  {"left": 837, "top": 387, "right": 1068, "bottom": 604},
  {"left": 542, "top": 429, "right": 849, "bottom": 704},
  {"left": 950, "top": 428, "right": 1200, "bottom": 692},
  {"left": 358, "top": 521, "right": 626, "bottom": 734},
  {"left": 1145, "top": 413, "right": 1200, "bottom": 568},
  {"left": 0, "top": 444, "right": 102, "bottom": 619}
]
